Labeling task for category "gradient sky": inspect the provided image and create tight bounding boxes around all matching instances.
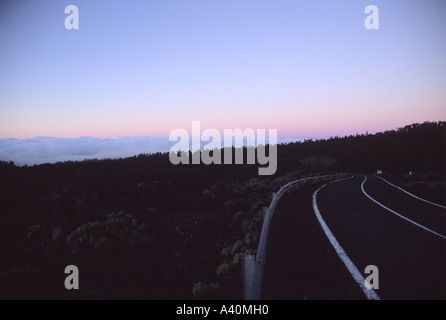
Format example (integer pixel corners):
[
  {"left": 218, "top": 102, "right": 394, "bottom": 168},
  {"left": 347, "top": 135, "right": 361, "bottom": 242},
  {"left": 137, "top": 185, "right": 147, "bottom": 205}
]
[{"left": 1, "top": 0, "right": 445, "bottom": 140}]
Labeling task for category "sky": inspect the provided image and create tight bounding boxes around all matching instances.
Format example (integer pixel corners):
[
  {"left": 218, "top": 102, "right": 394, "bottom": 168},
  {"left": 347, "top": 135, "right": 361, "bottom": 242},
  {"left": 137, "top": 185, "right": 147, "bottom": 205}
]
[{"left": 0, "top": 0, "right": 445, "bottom": 158}]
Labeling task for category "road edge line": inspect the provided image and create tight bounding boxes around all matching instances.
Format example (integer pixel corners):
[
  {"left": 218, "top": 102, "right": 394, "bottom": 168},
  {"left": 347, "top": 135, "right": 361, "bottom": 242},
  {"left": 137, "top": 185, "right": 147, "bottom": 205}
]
[{"left": 312, "top": 176, "right": 381, "bottom": 300}]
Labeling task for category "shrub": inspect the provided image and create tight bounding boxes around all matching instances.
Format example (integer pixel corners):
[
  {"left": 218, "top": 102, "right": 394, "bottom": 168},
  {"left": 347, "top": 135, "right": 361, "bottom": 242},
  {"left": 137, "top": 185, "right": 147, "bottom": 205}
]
[
  {"left": 27, "top": 225, "right": 46, "bottom": 242},
  {"left": 192, "top": 281, "right": 220, "bottom": 298},
  {"left": 221, "top": 246, "right": 231, "bottom": 259},
  {"left": 216, "top": 262, "right": 234, "bottom": 276},
  {"left": 224, "top": 200, "right": 235, "bottom": 208},
  {"left": 245, "top": 232, "right": 259, "bottom": 245},
  {"left": 66, "top": 211, "right": 151, "bottom": 254},
  {"left": 241, "top": 217, "right": 262, "bottom": 235},
  {"left": 250, "top": 200, "right": 264, "bottom": 214},
  {"left": 233, "top": 210, "right": 246, "bottom": 222},
  {"left": 202, "top": 188, "right": 216, "bottom": 200},
  {"left": 230, "top": 240, "right": 245, "bottom": 257}
]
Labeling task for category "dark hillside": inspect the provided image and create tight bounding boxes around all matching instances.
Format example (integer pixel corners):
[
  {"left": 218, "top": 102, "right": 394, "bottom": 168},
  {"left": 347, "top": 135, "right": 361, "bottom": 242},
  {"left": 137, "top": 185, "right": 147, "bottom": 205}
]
[{"left": 0, "top": 121, "right": 444, "bottom": 299}]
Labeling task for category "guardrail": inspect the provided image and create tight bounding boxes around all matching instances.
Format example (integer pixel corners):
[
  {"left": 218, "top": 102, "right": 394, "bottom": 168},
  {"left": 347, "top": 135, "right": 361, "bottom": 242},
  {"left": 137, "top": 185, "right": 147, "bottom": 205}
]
[{"left": 248, "top": 173, "right": 348, "bottom": 300}]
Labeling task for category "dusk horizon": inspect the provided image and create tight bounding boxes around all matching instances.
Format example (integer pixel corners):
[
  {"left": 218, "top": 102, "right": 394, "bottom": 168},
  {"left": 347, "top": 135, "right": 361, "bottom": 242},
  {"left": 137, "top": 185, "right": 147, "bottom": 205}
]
[{"left": 1, "top": 120, "right": 442, "bottom": 166}]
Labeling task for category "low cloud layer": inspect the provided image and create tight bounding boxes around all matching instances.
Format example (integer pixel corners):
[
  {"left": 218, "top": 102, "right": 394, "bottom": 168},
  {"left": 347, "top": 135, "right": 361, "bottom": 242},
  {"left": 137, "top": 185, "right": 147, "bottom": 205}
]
[
  {"left": 0, "top": 136, "right": 174, "bottom": 166},
  {"left": 0, "top": 136, "right": 298, "bottom": 166}
]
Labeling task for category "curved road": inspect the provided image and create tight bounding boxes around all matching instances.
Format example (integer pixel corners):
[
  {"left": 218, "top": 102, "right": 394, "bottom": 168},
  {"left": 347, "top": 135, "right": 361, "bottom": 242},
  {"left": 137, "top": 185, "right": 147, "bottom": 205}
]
[{"left": 315, "top": 175, "right": 446, "bottom": 299}]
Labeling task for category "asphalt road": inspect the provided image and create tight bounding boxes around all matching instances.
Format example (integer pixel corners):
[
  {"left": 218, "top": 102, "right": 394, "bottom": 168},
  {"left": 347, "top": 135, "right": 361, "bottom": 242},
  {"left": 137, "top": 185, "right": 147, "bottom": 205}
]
[{"left": 315, "top": 175, "right": 446, "bottom": 299}]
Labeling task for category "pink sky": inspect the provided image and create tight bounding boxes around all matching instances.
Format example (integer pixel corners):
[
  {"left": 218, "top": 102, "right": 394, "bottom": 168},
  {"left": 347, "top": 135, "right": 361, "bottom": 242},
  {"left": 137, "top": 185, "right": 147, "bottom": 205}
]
[{"left": 1, "top": 1, "right": 445, "bottom": 141}]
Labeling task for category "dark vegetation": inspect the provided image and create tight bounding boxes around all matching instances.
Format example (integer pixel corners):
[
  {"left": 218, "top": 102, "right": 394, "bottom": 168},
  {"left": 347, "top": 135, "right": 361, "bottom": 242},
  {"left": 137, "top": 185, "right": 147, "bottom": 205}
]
[
  {"left": 278, "top": 121, "right": 446, "bottom": 174},
  {"left": 0, "top": 121, "right": 444, "bottom": 299}
]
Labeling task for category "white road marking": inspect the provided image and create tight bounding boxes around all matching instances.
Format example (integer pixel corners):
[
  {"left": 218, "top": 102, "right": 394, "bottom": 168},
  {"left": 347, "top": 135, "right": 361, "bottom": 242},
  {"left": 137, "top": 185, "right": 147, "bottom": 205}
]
[
  {"left": 361, "top": 176, "right": 446, "bottom": 240},
  {"left": 312, "top": 176, "right": 381, "bottom": 301},
  {"left": 377, "top": 176, "right": 446, "bottom": 210},
  {"left": 250, "top": 174, "right": 348, "bottom": 300}
]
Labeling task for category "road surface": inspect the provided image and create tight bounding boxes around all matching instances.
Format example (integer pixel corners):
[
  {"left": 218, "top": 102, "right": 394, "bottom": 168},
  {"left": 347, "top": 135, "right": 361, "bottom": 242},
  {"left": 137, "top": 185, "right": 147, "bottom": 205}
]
[{"left": 315, "top": 175, "right": 446, "bottom": 299}]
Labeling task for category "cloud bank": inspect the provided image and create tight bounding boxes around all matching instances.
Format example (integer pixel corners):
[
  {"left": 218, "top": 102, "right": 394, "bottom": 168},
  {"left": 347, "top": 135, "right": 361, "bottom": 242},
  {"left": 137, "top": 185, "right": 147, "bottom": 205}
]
[
  {"left": 0, "top": 136, "right": 174, "bottom": 166},
  {"left": 0, "top": 136, "right": 299, "bottom": 166}
]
